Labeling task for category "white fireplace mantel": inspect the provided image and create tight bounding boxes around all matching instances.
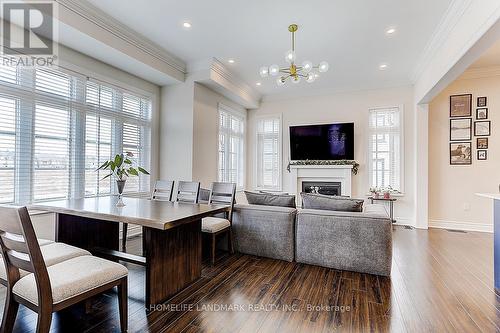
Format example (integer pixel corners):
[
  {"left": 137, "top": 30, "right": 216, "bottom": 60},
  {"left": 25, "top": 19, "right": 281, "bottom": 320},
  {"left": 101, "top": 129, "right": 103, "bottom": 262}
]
[{"left": 289, "top": 164, "right": 353, "bottom": 204}]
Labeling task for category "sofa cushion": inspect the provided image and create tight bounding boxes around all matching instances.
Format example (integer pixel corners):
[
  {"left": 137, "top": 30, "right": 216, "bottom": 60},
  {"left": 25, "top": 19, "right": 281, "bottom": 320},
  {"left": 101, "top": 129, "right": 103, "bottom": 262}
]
[
  {"left": 300, "top": 192, "right": 364, "bottom": 212},
  {"left": 244, "top": 191, "right": 296, "bottom": 208}
]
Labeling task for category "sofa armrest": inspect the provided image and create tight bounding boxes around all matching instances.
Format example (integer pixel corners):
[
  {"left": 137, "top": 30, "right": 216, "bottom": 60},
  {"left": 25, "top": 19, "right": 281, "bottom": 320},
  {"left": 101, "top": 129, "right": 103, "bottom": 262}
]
[
  {"left": 296, "top": 205, "right": 392, "bottom": 276},
  {"left": 234, "top": 203, "right": 297, "bottom": 214},
  {"left": 232, "top": 204, "right": 296, "bottom": 262}
]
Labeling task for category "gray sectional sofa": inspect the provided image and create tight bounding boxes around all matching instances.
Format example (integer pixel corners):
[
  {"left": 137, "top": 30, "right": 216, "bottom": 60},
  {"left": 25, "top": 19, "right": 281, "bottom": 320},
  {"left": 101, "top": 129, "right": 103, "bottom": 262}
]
[{"left": 232, "top": 203, "right": 392, "bottom": 276}]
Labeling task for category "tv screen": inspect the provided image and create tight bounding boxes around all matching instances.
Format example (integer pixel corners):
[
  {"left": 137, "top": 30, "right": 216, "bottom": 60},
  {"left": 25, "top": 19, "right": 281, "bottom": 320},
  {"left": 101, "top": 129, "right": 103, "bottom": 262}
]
[{"left": 290, "top": 123, "right": 354, "bottom": 160}]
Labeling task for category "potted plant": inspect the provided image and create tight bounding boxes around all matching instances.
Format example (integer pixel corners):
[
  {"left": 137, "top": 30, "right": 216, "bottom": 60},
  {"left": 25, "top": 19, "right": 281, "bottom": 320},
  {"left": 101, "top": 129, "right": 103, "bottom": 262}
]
[
  {"left": 369, "top": 187, "right": 380, "bottom": 199},
  {"left": 97, "top": 152, "right": 150, "bottom": 207}
]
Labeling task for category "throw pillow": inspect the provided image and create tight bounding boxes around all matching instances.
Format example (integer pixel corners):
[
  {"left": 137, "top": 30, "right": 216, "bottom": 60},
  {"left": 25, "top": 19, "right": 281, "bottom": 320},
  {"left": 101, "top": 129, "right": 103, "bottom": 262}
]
[
  {"left": 244, "top": 191, "right": 296, "bottom": 208},
  {"left": 300, "top": 192, "right": 364, "bottom": 212}
]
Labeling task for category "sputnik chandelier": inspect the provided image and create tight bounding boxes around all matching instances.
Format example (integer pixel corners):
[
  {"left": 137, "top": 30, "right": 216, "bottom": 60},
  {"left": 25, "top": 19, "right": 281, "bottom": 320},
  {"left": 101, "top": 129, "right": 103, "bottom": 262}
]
[{"left": 259, "top": 24, "right": 329, "bottom": 86}]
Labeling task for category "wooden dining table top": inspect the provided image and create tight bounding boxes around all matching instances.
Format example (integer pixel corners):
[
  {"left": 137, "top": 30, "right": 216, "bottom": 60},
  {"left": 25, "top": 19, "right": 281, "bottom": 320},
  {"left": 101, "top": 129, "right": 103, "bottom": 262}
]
[{"left": 28, "top": 196, "right": 230, "bottom": 230}]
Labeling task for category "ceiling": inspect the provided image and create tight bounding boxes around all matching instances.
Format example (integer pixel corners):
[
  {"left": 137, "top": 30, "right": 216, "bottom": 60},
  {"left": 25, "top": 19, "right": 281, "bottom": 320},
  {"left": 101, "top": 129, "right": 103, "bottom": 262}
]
[{"left": 84, "top": 0, "right": 452, "bottom": 98}]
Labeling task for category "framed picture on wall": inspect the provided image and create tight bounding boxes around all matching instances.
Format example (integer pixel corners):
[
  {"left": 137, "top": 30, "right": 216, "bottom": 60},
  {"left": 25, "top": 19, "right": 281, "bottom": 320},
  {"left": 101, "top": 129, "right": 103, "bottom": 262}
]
[
  {"left": 477, "top": 137, "right": 488, "bottom": 149},
  {"left": 474, "top": 121, "right": 491, "bottom": 136},
  {"left": 450, "top": 94, "right": 472, "bottom": 117},
  {"left": 450, "top": 118, "right": 472, "bottom": 141},
  {"left": 450, "top": 142, "right": 472, "bottom": 165},
  {"left": 477, "top": 96, "right": 487, "bottom": 107},
  {"left": 476, "top": 108, "right": 488, "bottom": 120},
  {"left": 478, "top": 150, "right": 487, "bottom": 160}
]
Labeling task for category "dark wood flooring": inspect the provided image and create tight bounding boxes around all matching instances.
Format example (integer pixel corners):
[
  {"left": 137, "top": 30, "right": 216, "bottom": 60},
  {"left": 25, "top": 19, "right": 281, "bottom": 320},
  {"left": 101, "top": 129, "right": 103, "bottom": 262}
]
[{"left": 1, "top": 226, "right": 499, "bottom": 332}]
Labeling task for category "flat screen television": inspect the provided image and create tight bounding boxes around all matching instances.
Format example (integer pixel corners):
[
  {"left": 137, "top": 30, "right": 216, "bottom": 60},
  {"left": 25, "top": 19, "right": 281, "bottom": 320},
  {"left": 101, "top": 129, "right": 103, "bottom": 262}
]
[{"left": 289, "top": 123, "right": 354, "bottom": 160}]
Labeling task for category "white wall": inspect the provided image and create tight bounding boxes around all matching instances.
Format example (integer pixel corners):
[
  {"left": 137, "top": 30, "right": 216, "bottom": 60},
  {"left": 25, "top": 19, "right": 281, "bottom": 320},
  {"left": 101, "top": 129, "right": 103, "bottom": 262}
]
[
  {"left": 429, "top": 72, "right": 500, "bottom": 232},
  {"left": 192, "top": 83, "right": 246, "bottom": 188},
  {"left": 247, "top": 86, "right": 416, "bottom": 225},
  {"left": 159, "top": 80, "right": 195, "bottom": 180}
]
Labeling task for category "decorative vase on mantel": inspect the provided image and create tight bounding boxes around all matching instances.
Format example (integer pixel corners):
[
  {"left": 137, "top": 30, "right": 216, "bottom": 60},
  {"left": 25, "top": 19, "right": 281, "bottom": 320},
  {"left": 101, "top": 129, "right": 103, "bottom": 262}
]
[{"left": 116, "top": 179, "right": 126, "bottom": 207}]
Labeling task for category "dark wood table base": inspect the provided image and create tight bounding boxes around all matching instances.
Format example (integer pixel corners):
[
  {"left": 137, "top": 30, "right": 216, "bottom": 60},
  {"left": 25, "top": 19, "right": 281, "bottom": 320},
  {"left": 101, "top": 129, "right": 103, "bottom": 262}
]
[{"left": 55, "top": 213, "right": 202, "bottom": 308}]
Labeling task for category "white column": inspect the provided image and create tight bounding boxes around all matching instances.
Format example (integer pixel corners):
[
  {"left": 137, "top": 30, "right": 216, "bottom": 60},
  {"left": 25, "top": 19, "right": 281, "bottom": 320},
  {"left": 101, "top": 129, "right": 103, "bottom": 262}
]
[{"left": 415, "top": 103, "right": 429, "bottom": 229}]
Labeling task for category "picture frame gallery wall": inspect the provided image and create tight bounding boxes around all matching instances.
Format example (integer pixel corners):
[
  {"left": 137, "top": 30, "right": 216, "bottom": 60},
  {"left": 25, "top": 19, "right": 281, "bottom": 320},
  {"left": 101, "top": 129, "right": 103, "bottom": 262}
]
[{"left": 449, "top": 94, "right": 490, "bottom": 165}]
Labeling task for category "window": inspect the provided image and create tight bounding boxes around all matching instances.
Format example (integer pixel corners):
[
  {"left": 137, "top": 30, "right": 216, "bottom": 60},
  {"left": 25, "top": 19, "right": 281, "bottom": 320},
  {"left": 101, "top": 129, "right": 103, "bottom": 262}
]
[
  {"left": 368, "top": 106, "right": 403, "bottom": 191},
  {"left": 255, "top": 115, "right": 281, "bottom": 190},
  {"left": 218, "top": 104, "right": 245, "bottom": 189},
  {"left": 0, "top": 65, "right": 152, "bottom": 204}
]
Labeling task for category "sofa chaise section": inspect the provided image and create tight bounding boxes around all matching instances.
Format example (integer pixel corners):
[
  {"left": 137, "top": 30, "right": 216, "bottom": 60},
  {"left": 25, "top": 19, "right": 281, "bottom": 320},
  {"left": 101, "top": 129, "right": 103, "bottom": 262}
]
[
  {"left": 295, "top": 204, "right": 392, "bottom": 276},
  {"left": 232, "top": 204, "right": 296, "bottom": 262}
]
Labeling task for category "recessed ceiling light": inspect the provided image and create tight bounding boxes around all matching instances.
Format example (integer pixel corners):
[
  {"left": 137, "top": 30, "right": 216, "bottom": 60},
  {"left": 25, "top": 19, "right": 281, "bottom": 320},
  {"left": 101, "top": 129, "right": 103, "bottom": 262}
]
[
  {"left": 379, "top": 63, "right": 388, "bottom": 70},
  {"left": 256, "top": 82, "right": 261, "bottom": 86},
  {"left": 385, "top": 27, "right": 396, "bottom": 35},
  {"left": 228, "top": 59, "right": 235, "bottom": 64},
  {"left": 183, "top": 22, "right": 192, "bottom": 29}
]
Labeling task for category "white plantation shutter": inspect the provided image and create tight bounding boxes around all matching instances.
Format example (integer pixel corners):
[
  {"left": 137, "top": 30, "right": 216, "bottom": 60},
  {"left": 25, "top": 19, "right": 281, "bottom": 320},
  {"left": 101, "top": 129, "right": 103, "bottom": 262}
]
[
  {"left": 368, "top": 107, "right": 402, "bottom": 191},
  {"left": 256, "top": 116, "right": 281, "bottom": 190},
  {"left": 0, "top": 96, "right": 16, "bottom": 202},
  {"left": 0, "top": 64, "right": 152, "bottom": 204},
  {"left": 218, "top": 104, "right": 245, "bottom": 189}
]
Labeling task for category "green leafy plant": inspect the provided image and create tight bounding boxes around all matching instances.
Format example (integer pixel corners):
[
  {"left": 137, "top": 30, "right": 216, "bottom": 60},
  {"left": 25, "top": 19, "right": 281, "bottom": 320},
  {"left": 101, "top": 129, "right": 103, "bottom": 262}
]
[{"left": 97, "top": 151, "right": 149, "bottom": 181}]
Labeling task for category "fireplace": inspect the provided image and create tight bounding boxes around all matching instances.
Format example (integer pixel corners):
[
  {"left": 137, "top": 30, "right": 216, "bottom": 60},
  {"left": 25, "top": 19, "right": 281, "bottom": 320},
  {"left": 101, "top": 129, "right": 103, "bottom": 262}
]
[{"left": 302, "top": 181, "right": 342, "bottom": 196}]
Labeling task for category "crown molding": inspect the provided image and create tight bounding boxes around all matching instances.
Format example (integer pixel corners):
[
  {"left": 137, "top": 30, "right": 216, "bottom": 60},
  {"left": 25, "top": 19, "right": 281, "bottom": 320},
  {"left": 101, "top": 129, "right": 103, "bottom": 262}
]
[
  {"left": 56, "top": 0, "right": 186, "bottom": 75},
  {"left": 410, "top": 0, "right": 473, "bottom": 83},
  {"left": 458, "top": 65, "right": 500, "bottom": 80},
  {"left": 209, "top": 58, "right": 261, "bottom": 105}
]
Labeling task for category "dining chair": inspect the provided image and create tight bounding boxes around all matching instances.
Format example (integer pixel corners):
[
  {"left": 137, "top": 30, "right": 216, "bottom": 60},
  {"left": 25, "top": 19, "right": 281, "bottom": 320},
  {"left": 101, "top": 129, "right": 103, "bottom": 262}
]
[
  {"left": 201, "top": 182, "right": 236, "bottom": 265},
  {"left": 122, "top": 180, "right": 175, "bottom": 250},
  {"left": 197, "top": 188, "right": 211, "bottom": 204},
  {"left": 0, "top": 205, "right": 128, "bottom": 333},
  {"left": 176, "top": 181, "right": 201, "bottom": 203},
  {"left": 151, "top": 180, "right": 175, "bottom": 201}
]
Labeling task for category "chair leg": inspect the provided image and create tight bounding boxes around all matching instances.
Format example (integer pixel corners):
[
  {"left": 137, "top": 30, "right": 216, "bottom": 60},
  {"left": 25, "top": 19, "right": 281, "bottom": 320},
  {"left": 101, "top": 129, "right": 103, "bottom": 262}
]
[
  {"left": 122, "top": 223, "right": 128, "bottom": 250},
  {"left": 1, "top": 292, "right": 19, "bottom": 333},
  {"left": 228, "top": 227, "right": 234, "bottom": 254},
  {"left": 36, "top": 307, "right": 52, "bottom": 333},
  {"left": 211, "top": 233, "right": 216, "bottom": 266},
  {"left": 117, "top": 277, "right": 128, "bottom": 333}
]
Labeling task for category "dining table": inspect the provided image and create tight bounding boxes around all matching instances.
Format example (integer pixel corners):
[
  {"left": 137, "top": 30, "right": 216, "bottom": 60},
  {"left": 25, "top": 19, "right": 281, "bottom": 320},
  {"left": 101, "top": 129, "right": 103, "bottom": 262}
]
[{"left": 29, "top": 196, "right": 230, "bottom": 308}]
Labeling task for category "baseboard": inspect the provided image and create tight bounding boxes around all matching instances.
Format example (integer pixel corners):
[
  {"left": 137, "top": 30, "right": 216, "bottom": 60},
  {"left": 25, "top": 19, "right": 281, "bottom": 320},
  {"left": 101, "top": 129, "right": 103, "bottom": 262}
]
[
  {"left": 393, "top": 217, "right": 415, "bottom": 227},
  {"left": 429, "top": 219, "right": 493, "bottom": 233}
]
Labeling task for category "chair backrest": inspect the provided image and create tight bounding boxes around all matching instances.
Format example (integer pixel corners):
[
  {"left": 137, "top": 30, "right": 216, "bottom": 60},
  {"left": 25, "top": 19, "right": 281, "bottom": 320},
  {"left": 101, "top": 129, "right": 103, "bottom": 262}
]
[
  {"left": 151, "top": 180, "right": 174, "bottom": 201},
  {"left": 209, "top": 182, "right": 236, "bottom": 221},
  {"left": 197, "top": 188, "right": 211, "bottom": 204},
  {"left": 0, "top": 206, "right": 52, "bottom": 303},
  {"left": 176, "top": 181, "right": 201, "bottom": 203}
]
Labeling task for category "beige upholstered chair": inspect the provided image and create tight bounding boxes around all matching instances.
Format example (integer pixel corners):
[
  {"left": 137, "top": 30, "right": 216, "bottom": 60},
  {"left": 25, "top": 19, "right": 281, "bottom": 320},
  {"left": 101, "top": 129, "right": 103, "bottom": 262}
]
[
  {"left": 0, "top": 205, "right": 128, "bottom": 333},
  {"left": 176, "top": 181, "right": 201, "bottom": 203},
  {"left": 201, "top": 182, "right": 236, "bottom": 265},
  {"left": 0, "top": 241, "right": 91, "bottom": 285}
]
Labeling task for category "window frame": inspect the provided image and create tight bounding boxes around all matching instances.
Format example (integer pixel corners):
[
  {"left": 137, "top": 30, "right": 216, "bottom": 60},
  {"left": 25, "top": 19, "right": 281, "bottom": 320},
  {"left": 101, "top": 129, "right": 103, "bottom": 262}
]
[
  {"left": 254, "top": 113, "right": 282, "bottom": 191},
  {"left": 0, "top": 64, "right": 153, "bottom": 204},
  {"left": 217, "top": 103, "right": 246, "bottom": 191},
  {"left": 367, "top": 105, "right": 405, "bottom": 194}
]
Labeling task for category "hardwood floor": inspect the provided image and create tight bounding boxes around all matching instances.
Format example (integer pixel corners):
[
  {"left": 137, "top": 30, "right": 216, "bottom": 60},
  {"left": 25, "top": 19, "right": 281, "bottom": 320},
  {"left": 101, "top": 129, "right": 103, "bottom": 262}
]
[{"left": 1, "top": 226, "right": 498, "bottom": 332}]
